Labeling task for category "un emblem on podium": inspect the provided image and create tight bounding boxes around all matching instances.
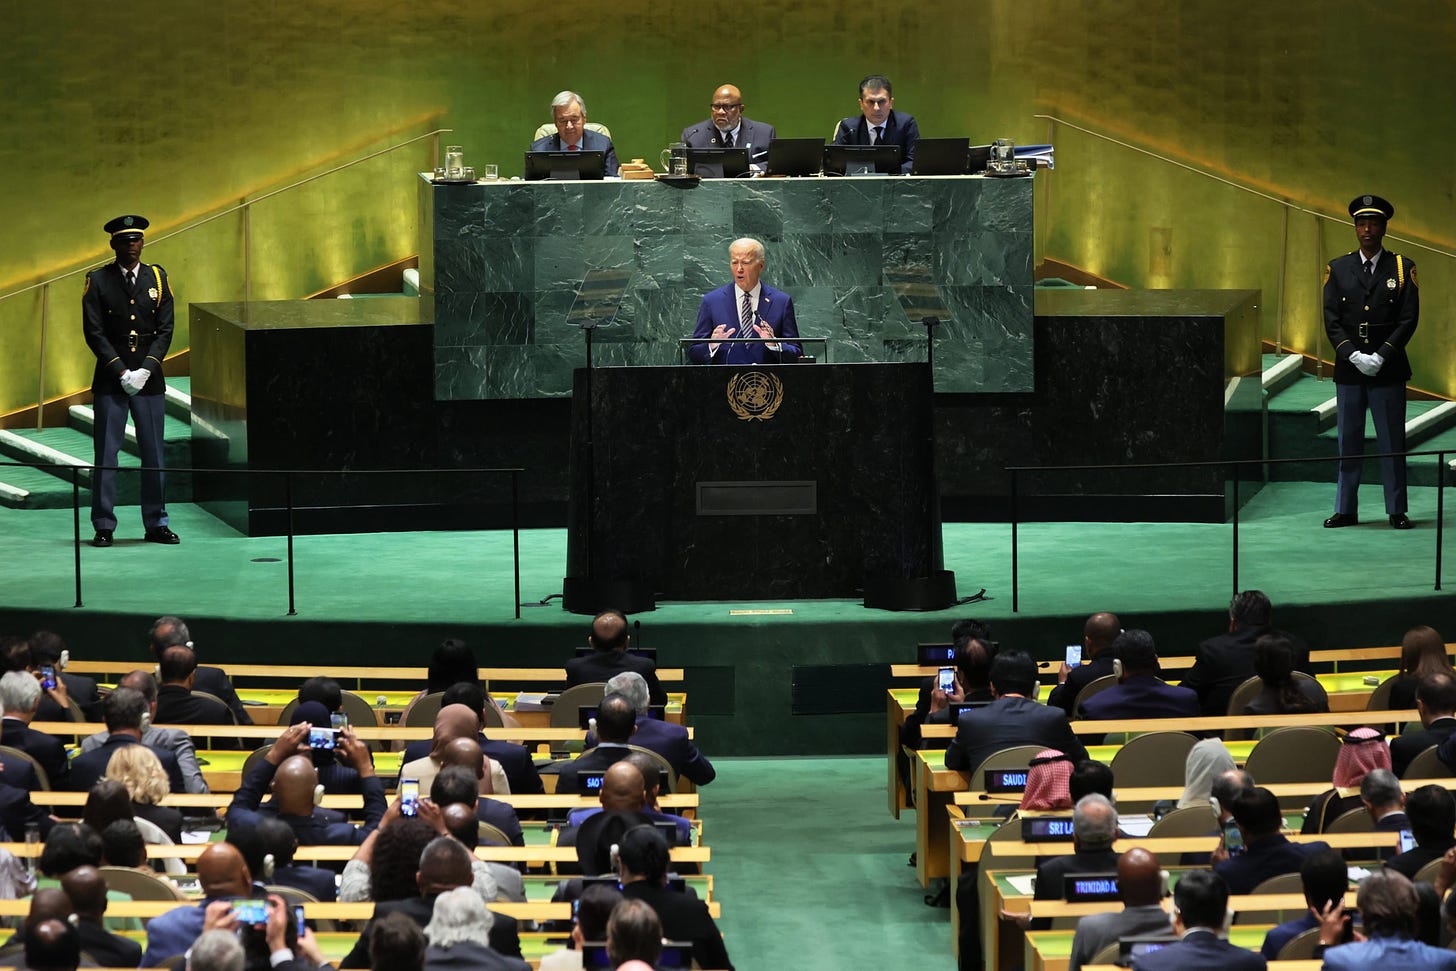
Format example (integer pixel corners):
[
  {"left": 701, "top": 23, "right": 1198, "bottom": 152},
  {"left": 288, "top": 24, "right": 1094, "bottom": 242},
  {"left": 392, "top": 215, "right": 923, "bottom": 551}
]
[{"left": 727, "top": 371, "right": 784, "bottom": 421}]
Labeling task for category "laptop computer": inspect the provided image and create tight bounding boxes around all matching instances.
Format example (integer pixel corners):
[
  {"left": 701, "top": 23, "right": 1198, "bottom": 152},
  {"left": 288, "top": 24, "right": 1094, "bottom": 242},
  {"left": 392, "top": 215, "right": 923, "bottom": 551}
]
[
  {"left": 912, "top": 137, "right": 972, "bottom": 175},
  {"left": 822, "top": 143, "right": 901, "bottom": 176},
  {"left": 765, "top": 138, "right": 824, "bottom": 177},
  {"left": 967, "top": 144, "right": 993, "bottom": 174},
  {"left": 686, "top": 146, "right": 750, "bottom": 178}
]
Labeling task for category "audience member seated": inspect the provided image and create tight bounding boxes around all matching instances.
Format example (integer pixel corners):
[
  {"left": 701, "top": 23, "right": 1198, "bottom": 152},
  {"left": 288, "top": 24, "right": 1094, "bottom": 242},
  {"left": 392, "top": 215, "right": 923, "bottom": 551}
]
[
  {"left": 82, "top": 779, "right": 139, "bottom": 841},
  {"left": 1067, "top": 847, "right": 1173, "bottom": 971},
  {"left": 141, "top": 842, "right": 254, "bottom": 966},
  {"left": 367, "top": 914, "right": 425, "bottom": 971},
  {"left": 1032, "top": 793, "right": 1121, "bottom": 905},
  {"left": 399, "top": 704, "right": 509, "bottom": 795},
  {"left": 1402, "top": 673, "right": 1456, "bottom": 775},
  {"left": 226, "top": 722, "right": 386, "bottom": 847},
  {"left": 556, "top": 693, "right": 642, "bottom": 795},
  {"left": 104, "top": 744, "right": 184, "bottom": 843},
  {"left": 421, "top": 885, "right": 531, "bottom": 971},
  {"left": 68, "top": 688, "right": 186, "bottom": 794},
  {"left": 620, "top": 751, "right": 693, "bottom": 843},
  {"left": 0, "top": 671, "right": 69, "bottom": 786},
  {"left": 1260, "top": 847, "right": 1345, "bottom": 960},
  {"left": 614, "top": 825, "right": 732, "bottom": 971},
  {"left": 567, "top": 610, "right": 667, "bottom": 707},
  {"left": 0, "top": 758, "right": 54, "bottom": 838},
  {"left": 917, "top": 619, "right": 995, "bottom": 728},
  {"left": 188, "top": 929, "right": 245, "bottom": 971},
  {"left": 340, "top": 801, "right": 509, "bottom": 907},
  {"left": 101, "top": 818, "right": 172, "bottom": 883},
  {"left": 1077, "top": 629, "right": 1200, "bottom": 722},
  {"left": 1243, "top": 634, "right": 1329, "bottom": 715},
  {"left": 80, "top": 670, "right": 209, "bottom": 795},
  {"left": 1182, "top": 589, "right": 1309, "bottom": 717},
  {"left": 1019, "top": 750, "right": 1073, "bottom": 812},
  {"left": 1386, "top": 784, "right": 1456, "bottom": 879},
  {"left": 539, "top": 882, "right": 622, "bottom": 971},
  {"left": 1352, "top": 769, "right": 1407, "bottom": 862},
  {"left": 1178, "top": 738, "right": 1237, "bottom": 810},
  {"left": 437, "top": 802, "right": 524, "bottom": 902},
  {"left": 59, "top": 865, "right": 143, "bottom": 967},
  {"left": 1210, "top": 768, "right": 1255, "bottom": 826},
  {"left": 1388, "top": 625, "right": 1454, "bottom": 711},
  {"left": 339, "top": 836, "right": 521, "bottom": 966},
  {"left": 283, "top": 701, "right": 364, "bottom": 797},
  {"left": 1130, "top": 868, "right": 1264, "bottom": 971},
  {"left": 149, "top": 615, "right": 253, "bottom": 725},
  {"left": 297, "top": 676, "right": 342, "bottom": 715},
  {"left": 559, "top": 764, "right": 660, "bottom": 871},
  {"left": 1217, "top": 786, "right": 1330, "bottom": 893},
  {"left": 1069, "top": 759, "right": 1116, "bottom": 803},
  {"left": 400, "top": 638, "right": 515, "bottom": 729},
  {"left": 943, "top": 650, "right": 1089, "bottom": 774},
  {"left": 28, "top": 630, "right": 100, "bottom": 722},
  {"left": 605, "top": 898, "right": 662, "bottom": 971},
  {"left": 24, "top": 918, "right": 80, "bottom": 971},
  {"left": 601, "top": 671, "right": 716, "bottom": 787},
  {"left": 1047, "top": 612, "right": 1121, "bottom": 717},
  {"left": 1303, "top": 727, "right": 1391, "bottom": 833},
  {"left": 400, "top": 681, "right": 542, "bottom": 796},
  {"left": 156, "top": 644, "right": 240, "bottom": 748},
  {"left": 1316, "top": 869, "right": 1456, "bottom": 969},
  {"left": 430, "top": 763, "right": 524, "bottom": 847},
  {"left": 0, "top": 888, "right": 73, "bottom": 963},
  {"left": 254, "top": 816, "right": 338, "bottom": 902}
]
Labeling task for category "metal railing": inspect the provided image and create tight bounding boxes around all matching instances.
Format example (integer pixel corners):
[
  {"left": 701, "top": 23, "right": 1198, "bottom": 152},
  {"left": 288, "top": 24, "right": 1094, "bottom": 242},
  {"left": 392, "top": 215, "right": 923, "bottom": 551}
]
[
  {"left": 1, "top": 459, "right": 523, "bottom": 618},
  {"left": 1, "top": 122, "right": 452, "bottom": 431},
  {"left": 1007, "top": 448, "right": 1452, "bottom": 612}
]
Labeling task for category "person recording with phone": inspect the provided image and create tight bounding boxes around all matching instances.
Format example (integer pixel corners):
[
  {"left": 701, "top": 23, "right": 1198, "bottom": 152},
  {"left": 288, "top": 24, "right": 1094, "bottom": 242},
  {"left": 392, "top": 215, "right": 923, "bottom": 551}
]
[
  {"left": 225, "top": 721, "right": 386, "bottom": 848},
  {"left": 287, "top": 702, "right": 367, "bottom": 797},
  {"left": 687, "top": 238, "right": 801, "bottom": 365},
  {"left": 1212, "top": 786, "right": 1329, "bottom": 895}
]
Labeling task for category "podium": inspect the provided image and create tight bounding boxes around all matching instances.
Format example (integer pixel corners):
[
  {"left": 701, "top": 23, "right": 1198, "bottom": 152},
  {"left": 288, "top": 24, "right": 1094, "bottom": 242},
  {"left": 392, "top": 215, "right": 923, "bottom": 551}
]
[{"left": 562, "top": 363, "right": 952, "bottom": 610}]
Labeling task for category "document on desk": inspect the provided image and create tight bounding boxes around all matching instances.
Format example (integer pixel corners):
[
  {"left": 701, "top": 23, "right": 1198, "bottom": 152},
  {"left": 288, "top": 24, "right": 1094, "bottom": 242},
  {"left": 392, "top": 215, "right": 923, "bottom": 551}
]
[
  {"left": 1006, "top": 874, "right": 1037, "bottom": 896},
  {"left": 1119, "top": 815, "right": 1156, "bottom": 837}
]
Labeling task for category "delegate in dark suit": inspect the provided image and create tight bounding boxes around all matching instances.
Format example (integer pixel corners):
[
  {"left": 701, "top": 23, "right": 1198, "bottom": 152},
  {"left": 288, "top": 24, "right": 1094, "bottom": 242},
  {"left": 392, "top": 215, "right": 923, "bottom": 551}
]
[
  {"left": 565, "top": 652, "right": 667, "bottom": 708},
  {"left": 621, "top": 881, "right": 733, "bottom": 971},
  {"left": 555, "top": 744, "right": 633, "bottom": 796},
  {"left": 832, "top": 108, "right": 919, "bottom": 173},
  {"left": 527, "top": 129, "right": 620, "bottom": 177},
  {"left": 0, "top": 779, "right": 54, "bottom": 840},
  {"left": 226, "top": 758, "right": 386, "bottom": 846},
  {"left": 192, "top": 665, "right": 255, "bottom": 725},
  {"left": 1214, "top": 833, "right": 1329, "bottom": 895},
  {"left": 155, "top": 684, "right": 239, "bottom": 748},
  {"left": 1321, "top": 937, "right": 1456, "bottom": 971},
  {"left": 400, "top": 734, "right": 544, "bottom": 796},
  {"left": 688, "top": 282, "right": 800, "bottom": 365},
  {"left": 1077, "top": 676, "right": 1201, "bottom": 721},
  {"left": 943, "top": 696, "right": 1089, "bottom": 774},
  {"left": 67, "top": 735, "right": 185, "bottom": 795},
  {"left": 1132, "top": 929, "right": 1266, "bottom": 971},
  {"left": 1392, "top": 716, "right": 1456, "bottom": 776},
  {"left": 75, "top": 919, "right": 143, "bottom": 969},
  {"left": 271, "top": 862, "right": 338, "bottom": 902},
  {"left": 0, "top": 718, "right": 69, "bottom": 788},
  {"left": 424, "top": 942, "right": 530, "bottom": 971},
  {"left": 682, "top": 117, "right": 776, "bottom": 168},
  {"left": 35, "top": 672, "right": 101, "bottom": 723},
  {"left": 1033, "top": 848, "right": 1121, "bottom": 903},
  {"left": 1323, "top": 195, "right": 1418, "bottom": 524},
  {"left": 339, "top": 895, "right": 521, "bottom": 967},
  {"left": 1046, "top": 655, "right": 1117, "bottom": 717},
  {"left": 629, "top": 716, "right": 715, "bottom": 786},
  {"left": 1181, "top": 626, "right": 1310, "bottom": 717},
  {"left": 81, "top": 216, "right": 175, "bottom": 538}
]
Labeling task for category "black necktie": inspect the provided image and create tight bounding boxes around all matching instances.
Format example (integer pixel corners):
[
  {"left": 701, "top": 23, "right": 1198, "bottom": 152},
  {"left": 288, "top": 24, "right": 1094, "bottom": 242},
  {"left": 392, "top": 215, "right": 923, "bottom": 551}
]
[
  {"left": 124, "top": 270, "right": 136, "bottom": 289},
  {"left": 872, "top": 125, "right": 884, "bottom": 145},
  {"left": 1362, "top": 261, "right": 1374, "bottom": 286},
  {"left": 722, "top": 130, "right": 733, "bottom": 148}
]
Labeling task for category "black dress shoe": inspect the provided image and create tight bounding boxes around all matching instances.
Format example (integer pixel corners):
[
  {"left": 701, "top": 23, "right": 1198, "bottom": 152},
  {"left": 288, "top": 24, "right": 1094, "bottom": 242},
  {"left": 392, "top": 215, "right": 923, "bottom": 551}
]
[
  {"left": 1390, "top": 513, "right": 1414, "bottom": 530},
  {"left": 1323, "top": 513, "right": 1359, "bottom": 528},
  {"left": 144, "top": 527, "right": 181, "bottom": 545},
  {"left": 91, "top": 530, "right": 114, "bottom": 548}
]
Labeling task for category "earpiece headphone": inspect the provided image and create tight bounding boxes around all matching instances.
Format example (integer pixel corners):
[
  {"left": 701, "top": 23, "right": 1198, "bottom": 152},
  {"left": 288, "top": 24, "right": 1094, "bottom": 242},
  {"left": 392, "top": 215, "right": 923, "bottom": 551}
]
[
  {"left": 313, "top": 784, "right": 325, "bottom": 807},
  {"left": 58, "top": 650, "right": 70, "bottom": 670},
  {"left": 139, "top": 711, "right": 151, "bottom": 733},
  {"left": 262, "top": 853, "right": 276, "bottom": 880}
]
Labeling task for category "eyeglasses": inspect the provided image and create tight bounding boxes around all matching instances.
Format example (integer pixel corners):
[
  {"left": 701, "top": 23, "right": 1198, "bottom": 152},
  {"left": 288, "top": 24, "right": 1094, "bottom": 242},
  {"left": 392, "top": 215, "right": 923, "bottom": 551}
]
[
  {"left": 861, "top": 96, "right": 891, "bottom": 108},
  {"left": 710, "top": 103, "right": 743, "bottom": 112}
]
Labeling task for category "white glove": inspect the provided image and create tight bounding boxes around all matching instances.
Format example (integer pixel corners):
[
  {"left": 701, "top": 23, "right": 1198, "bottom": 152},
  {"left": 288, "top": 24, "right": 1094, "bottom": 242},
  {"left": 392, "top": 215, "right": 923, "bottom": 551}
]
[
  {"left": 119, "top": 369, "right": 139, "bottom": 396},
  {"left": 1350, "top": 352, "right": 1378, "bottom": 377},
  {"left": 121, "top": 368, "right": 151, "bottom": 394},
  {"left": 1368, "top": 352, "right": 1385, "bottom": 373}
]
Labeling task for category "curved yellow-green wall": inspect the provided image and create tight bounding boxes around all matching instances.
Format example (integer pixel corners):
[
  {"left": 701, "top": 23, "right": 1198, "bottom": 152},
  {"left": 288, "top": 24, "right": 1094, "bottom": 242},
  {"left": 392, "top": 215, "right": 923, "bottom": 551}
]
[{"left": 4, "top": 0, "right": 1453, "bottom": 416}]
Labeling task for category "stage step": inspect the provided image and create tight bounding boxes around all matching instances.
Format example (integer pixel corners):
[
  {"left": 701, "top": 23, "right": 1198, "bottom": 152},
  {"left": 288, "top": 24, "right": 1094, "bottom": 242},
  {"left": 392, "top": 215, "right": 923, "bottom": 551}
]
[
  {"left": 1261, "top": 352, "right": 1305, "bottom": 395},
  {"left": 65, "top": 405, "right": 192, "bottom": 456}
]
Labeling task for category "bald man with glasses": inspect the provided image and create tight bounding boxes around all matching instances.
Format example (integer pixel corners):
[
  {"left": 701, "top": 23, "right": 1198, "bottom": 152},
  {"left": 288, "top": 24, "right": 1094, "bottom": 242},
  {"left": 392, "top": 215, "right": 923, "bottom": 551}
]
[{"left": 681, "top": 84, "right": 776, "bottom": 171}]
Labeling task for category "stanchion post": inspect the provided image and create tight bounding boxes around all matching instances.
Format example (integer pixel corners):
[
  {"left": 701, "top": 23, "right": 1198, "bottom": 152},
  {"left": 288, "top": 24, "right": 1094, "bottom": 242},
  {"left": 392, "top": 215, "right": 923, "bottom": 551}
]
[
  {"left": 1437, "top": 451, "right": 1446, "bottom": 592},
  {"left": 512, "top": 469, "right": 521, "bottom": 620},
  {"left": 1010, "top": 468, "right": 1020, "bottom": 614},
  {"left": 286, "top": 471, "right": 297, "bottom": 616},
  {"left": 1231, "top": 471, "right": 1240, "bottom": 598},
  {"left": 71, "top": 467, "right": 83, "bottom": 608}
]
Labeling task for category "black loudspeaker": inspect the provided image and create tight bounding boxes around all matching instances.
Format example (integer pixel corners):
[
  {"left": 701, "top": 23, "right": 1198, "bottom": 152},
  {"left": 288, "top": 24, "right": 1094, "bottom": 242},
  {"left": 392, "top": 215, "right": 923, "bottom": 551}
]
[
  {"left": 862, "top": 570, "right": 958, "bottom": 612},
  {"left": 561, "top": 576, "right": 656, "bottom": 615}
]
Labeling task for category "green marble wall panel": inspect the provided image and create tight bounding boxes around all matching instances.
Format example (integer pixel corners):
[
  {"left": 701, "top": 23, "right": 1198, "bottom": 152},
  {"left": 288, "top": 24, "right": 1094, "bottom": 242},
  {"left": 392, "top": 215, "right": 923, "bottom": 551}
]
[{"left": 425, "top": 174, "right": 1033, "bottom": 399}]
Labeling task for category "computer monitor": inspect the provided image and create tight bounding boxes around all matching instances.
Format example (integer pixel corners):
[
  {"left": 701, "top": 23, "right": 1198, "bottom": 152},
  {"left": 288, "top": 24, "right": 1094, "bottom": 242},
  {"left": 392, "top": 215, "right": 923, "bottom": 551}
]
[
  {"left": 523, "top": 150, "right": 606, "bottom": 181},
  {"left": 822, "top": 143, "right": 902, "bottom": 176},
  {"left": 967, "top": 144, "right": 993, "bottom": 174},
  {"left": 912, "top": 137, "right": 972, "bottom": 176},
  {"left": 686, "top": 147, "right": 750, "bottom": 178},
  {"left": 765, "top": 138, "right": 825, "bottom": 177}
]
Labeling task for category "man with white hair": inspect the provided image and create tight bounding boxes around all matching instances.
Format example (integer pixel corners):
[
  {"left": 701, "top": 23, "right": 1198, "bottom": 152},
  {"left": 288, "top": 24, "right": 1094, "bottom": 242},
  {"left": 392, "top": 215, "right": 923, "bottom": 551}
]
[
  {"left": 422, "top": 886, "right": 529, "bottom": 971},
  {"left": 78, "top": 669, "right": 209, "bottom": 794},
  {"left": 688, "top": 237, "right": 801, "bottom": 365},
  {"left": 528, "top": 90, "right": 620, "bottom": 176},
  {"left": 603, "top": 672, "right": 715, "bottom": 786},
  {"left": 186, "top": 930, "right": 244, "bottom": 971},
  {"left": 0, "top": 671, "right": 68, "bottom": 786}
]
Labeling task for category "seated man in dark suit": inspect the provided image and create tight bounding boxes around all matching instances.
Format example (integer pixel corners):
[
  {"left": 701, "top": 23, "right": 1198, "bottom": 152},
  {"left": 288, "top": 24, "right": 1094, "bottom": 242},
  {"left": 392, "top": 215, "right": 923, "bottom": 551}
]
[
  {"left": 255, "top": 817, "right": 338, "bottom": 902},
  {"left": 1077, "top": 629, "right": 1200, "bottom": 723},
  {"left": 1132, "top": 868, "right": 1265, "bottom": 971},
  {"left": 338, "top": 836, "right": 521, "bottom": 966},
  {"left": 79, "top": 670, "right": 209, "bottom": 796},
  {"left": 28, "top": 631, "right": 100, "bottom": 722},
  {"left": 283, "top": 701, "right": 364, "bottom": 797},
  {"left": 1385, "top": 784, "right": 1455, "bottom": 879},
  {"left": 1356, "top": 769, "right": 1407, "bottom": 862},
  {"left": 429, "top": 757, "right": 524, "bottom": 846},
  {"left": 67, "top": 688, "right": 186, "bottom": 794},
  {"left": 559, "top": 762, "right": 675, "bottom": 870},
  {"left": 943, "top": 650, "right": 1089, "bottom": 774},
  {"left": 1047, "top": 612, "right": 1122, "bottom": 717},
  {"left": 565, "top": 609, "right": 666, "bottom": 706},
  {"left": 528, "top": 90, "right": 619, "bottom": 177},
  {"left": 615, "top": 825, "right": 732, "bottom": 971},
  {"left": 1002, "top": 792, "right": 1122, "bottom": 935},
  {"left": 1261, "top": 848, "right": 1345, "bottom": 960},
  {"left": 398, "top": 681, "right": 544, "bottom": 796},
  {"left": 60, "top": 865, "right": 143, "bottom": 968},
  {"left": 1181, "top": 590, "right": 1310, "bottom": 717},
  {"left": 1396, "top": 673, "right": 1456, "bottom": 776},
  {"left": 226, "top": 722, "right": 385, "bottom": 847},
  {"left": 1318, "top": 869, "right": 1456, "bottom": 970},
  {"left": 148, "top": 615, "right": 253, "bottom": 725},
  {"left": 155, "top": 645, "right": 240, "bottom": 749},
  {"left": 909, "top": 619, "right": 994, "bottom": 737},
  {"left": 831, "top": 74, "right": 919, "bottom": 173},
  {"left": 681, "top": 83, "right": 775, "bottom": 171},
  {"left": 1215, "top": 786, "right": 1329, "bottom": 894},
  {"left": 601, "top": 671, "right": 714, "bottom": 787},
  {"left": 0, "top": 766, "right": 55, "bottom": 839},
  {"left": 555, "top": 693, "right": 638, "bottom": 795},
  {"left": 0, "top": 671, "right": 69, "bottom": 787}
]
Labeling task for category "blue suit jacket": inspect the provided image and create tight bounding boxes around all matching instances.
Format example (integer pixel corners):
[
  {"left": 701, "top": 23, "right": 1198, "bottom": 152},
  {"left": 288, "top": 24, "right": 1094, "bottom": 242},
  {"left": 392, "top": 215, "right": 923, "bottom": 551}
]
[
  {"left": 227, "top": 758, "right": 386, "bottom": 846},
  {"left": 631, "top": 717, "right": 716, "bottom": 786},
  {"left": 689, "top": 283, "right": 800, "bottom": 365},
  {"left": 1322, "top": 936, "right": 1456, "bottom": 971},
  {"left": 1214, "top": 833, "right": 1329, "bottom": 895},
  {"left": 942, "top": 695, "right": 1089, "bottom": 773},
  {"left": 1132, "top": 929, "right": 1266, "bottom": 971},
  {"left": 1077, "top": 675, "right": 1202, "bottom": 721},
  {"left": 832, "top": 109, "right": 919, "bottom": 173},
  {"left": 682, "top": 118, "right": 776, "bottom": 167},
  {"left": 528, "top": 129, "right": 620, "bottom": 176},
  {"left": 67, "top": 735, "right": 185, "bottom": 794}
]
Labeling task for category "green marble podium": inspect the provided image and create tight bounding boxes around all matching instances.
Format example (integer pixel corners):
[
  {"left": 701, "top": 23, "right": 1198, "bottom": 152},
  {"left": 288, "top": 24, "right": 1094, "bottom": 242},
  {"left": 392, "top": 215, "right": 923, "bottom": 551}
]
[{"left": 419, "top": 174, "right": 1034, "bottom": 399}]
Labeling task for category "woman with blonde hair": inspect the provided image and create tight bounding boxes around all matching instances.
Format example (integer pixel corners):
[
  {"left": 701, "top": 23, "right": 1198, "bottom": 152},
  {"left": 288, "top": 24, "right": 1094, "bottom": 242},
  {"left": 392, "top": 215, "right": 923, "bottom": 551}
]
[{"left": 104, "top": 745, "right": 183, "bottom": 844}]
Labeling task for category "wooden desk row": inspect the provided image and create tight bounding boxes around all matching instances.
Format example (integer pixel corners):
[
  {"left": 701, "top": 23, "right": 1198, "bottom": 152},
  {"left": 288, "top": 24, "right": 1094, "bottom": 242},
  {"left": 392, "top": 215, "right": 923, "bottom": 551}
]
[
  {"left": 65, "top": 661, "right": 686, "bottom": 685},
  {"left": 26, "top": 790, "right": 701, "bottom": 812},
  {"left": 0, "top": 841, "right": 711, "bottom": 866}
]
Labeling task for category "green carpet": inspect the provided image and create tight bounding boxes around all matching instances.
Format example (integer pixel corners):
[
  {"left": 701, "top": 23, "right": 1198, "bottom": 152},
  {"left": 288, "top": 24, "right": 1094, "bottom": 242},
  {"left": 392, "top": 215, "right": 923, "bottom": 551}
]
[{"left": 707, "top": 757, "right": 946, "bottom": 970}]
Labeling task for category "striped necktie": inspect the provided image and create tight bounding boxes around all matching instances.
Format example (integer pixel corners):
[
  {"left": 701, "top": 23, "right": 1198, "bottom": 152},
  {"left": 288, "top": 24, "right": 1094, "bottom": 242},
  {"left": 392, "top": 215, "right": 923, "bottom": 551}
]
[{"left": 740, "top": 291, "right": 752, "bottom": 339}]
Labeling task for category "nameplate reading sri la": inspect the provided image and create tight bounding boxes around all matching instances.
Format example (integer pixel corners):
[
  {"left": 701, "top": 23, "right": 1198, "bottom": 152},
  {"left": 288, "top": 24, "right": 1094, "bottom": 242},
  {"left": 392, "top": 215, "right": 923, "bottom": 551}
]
[{"left": 726, "top": 371, "right": 783, "bottom": 421}]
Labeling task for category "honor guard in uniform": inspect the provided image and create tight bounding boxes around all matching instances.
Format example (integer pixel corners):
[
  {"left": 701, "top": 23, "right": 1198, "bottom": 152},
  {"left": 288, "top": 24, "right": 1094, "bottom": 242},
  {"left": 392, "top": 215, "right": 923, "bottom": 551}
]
[
  {"left": 82, "top": 215, "right": 179, "bottom": 547},
  {"left": 1323, "top": 194, "right": 1418, "bottom": 530}
]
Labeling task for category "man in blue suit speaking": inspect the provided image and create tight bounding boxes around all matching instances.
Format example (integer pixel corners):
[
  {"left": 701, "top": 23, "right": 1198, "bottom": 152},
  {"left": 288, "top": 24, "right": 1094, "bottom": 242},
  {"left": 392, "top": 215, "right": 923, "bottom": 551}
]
[
  {"left": 529, "top": 90, "right": 619, "bottom": 177},
  {"left": 688, "top": 237, "right": 801, "bottom": 365}
]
